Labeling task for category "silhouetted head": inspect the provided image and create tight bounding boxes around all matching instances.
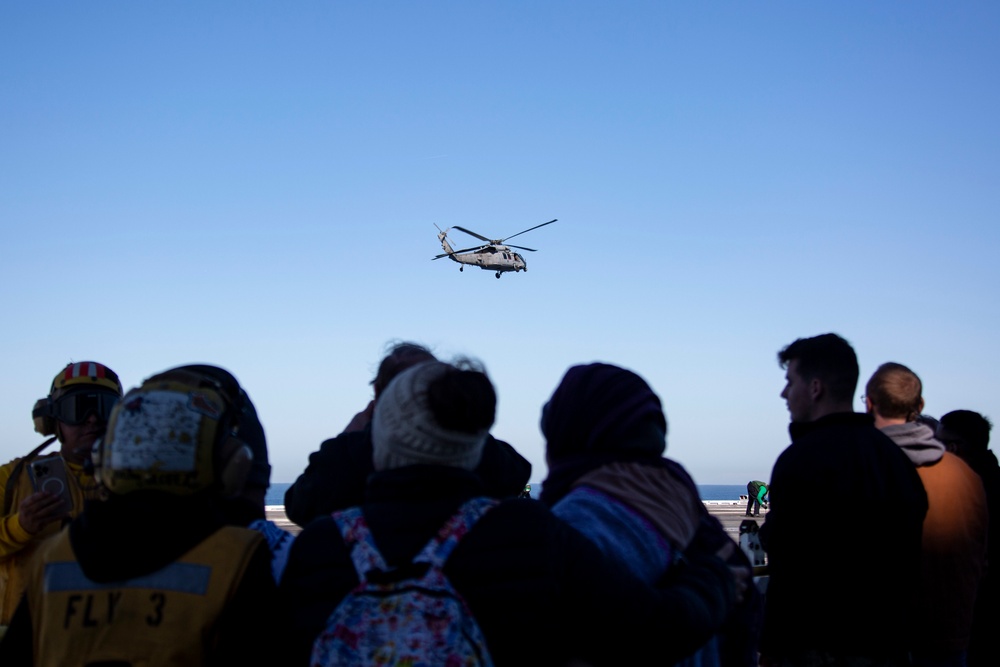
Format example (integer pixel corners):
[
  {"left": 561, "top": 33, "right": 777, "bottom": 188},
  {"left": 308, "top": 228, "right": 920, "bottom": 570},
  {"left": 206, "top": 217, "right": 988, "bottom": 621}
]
[
  {"left": 372, "top": 359, "right": 496, "bottom": 471},
  {"left": 778, "top": 333, "right": 858, "bottom": 422},
  {"left": 541, "top": 362, "right": 666, "bottom": 465},
  {"left": 371, "top": 341, "right": 437, "bottom": 400},
  {"left": 32, "top": 361, "right": 124, "bottom": 464},
  {"left": 938, "top": 409, "right": 992, "bottom": 458},
  {"left": 865, "top": 362, "right": 924, "bottom": 422},
  {"left": 95, "top": 365, "right": 257, "bottom": 499}
]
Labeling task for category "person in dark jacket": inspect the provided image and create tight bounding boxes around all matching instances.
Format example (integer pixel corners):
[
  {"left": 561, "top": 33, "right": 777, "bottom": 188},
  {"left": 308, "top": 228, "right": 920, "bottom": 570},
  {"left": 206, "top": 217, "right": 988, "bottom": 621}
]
[
  {"left": 278, "top": 359, "right": 740, "bottom": 667},
  {"left": 539, "top": 362, "right": 760, "bottom": 667},
  {"left": 759, "top": 333, "right": 928, "bottom": 667},
  {"left": 283, "top": 341, "right": 531, "bottom": 527},
  {"left": 937, "top": 410, "right": 1000, "bottom": 667}
]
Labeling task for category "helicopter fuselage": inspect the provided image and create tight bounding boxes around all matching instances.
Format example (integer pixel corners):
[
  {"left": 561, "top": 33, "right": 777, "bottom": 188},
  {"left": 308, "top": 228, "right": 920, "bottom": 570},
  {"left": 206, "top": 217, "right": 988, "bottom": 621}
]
[
  {"left": 436, "top": 231, "right": 526, "bottom": 276},
  {"left": 449, "top": 245, "right": 526, "bottom": 273},
  {"left": 433, "top": 219, "right": 555, "bottom": 278}
]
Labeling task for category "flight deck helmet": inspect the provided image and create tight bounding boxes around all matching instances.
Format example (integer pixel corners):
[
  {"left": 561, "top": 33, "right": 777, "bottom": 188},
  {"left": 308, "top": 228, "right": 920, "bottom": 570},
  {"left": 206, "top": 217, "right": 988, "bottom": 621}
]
[{"left": 32, "top": 362, "right": 123, "bottom": 436}]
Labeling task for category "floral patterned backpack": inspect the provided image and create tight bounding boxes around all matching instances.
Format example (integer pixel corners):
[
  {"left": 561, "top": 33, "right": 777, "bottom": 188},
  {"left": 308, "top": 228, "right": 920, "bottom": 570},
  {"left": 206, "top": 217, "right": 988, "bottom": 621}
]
[{"left": 310, "top": 496, "right": 498, "bottom": 667}]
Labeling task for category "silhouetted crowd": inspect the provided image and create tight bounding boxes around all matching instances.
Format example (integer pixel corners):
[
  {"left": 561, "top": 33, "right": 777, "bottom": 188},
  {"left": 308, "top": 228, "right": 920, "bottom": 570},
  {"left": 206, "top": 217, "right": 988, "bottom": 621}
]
[{"left": 0, "top": 333, "right": 996, "bottom": 667}]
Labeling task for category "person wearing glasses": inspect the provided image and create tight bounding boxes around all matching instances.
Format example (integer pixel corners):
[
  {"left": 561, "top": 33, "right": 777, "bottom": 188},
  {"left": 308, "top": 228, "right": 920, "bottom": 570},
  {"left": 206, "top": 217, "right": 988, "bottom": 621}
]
[{"left": 0, "top": 361, "right": 123, "bottom": 631}]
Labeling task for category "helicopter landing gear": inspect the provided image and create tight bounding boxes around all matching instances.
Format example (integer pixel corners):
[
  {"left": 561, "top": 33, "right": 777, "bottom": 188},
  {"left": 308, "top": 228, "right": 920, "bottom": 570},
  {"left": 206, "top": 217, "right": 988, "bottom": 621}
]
[
  {"left": 459, "top": 266, "right": 463, "bottom": 272},
  {"left": 495, "top": 272, "right": 501, "bottom": 279}
]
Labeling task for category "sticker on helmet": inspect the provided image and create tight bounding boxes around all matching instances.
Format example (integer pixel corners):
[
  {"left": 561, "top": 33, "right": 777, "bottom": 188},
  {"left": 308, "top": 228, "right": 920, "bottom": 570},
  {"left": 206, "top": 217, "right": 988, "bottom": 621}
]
[{"left": 109, "top": 390, "right": 208, "bottom": 472}]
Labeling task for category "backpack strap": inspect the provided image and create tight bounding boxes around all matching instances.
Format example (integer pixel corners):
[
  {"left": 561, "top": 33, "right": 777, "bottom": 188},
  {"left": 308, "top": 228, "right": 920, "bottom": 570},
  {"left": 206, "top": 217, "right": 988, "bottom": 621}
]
[
  {"left": 331, "top": 506, "right": 388, "bottom": 582},
  {"left": 332, "top": 497, "right": 500, "bottom": 579},
  {"left": 415, "top": 496, "right": 499, "bottom": 568}
]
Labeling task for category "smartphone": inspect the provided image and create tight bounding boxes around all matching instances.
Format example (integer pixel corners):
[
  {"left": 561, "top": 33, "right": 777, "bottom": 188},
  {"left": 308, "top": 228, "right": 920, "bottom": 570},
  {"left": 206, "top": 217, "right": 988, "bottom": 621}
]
[{"left": 29, "top": 456, "right": 73, "bottom": 513}]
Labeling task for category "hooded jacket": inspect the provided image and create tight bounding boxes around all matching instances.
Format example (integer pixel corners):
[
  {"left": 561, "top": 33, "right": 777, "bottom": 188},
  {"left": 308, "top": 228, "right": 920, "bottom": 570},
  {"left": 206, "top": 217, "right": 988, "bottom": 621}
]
[{"left": 882, "top": 420, "right": 988, "bottom": 653}]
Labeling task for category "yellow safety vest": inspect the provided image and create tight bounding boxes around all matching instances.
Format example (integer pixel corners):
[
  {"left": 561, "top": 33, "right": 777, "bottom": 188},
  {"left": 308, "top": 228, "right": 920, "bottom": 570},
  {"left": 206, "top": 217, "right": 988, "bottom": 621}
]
[
  {"left": 27, "top": 525, "right": 264, "bottom": 667},
  {"left": 0, "top": 454, "right": 98, "bottom": 625}
]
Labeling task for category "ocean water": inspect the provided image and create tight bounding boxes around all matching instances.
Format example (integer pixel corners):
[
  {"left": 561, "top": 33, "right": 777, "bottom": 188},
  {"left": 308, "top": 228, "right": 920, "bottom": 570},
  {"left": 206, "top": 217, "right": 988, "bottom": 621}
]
[{"left": 265, "top": 482, "right": 746, "bottom": 506}]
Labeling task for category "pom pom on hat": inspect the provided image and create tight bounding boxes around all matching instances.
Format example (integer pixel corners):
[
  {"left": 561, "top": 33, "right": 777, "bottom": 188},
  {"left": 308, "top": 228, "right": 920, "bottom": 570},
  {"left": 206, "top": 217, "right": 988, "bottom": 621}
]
[{"left": 372, "top": 361, "right": 490, "bottom": 471}]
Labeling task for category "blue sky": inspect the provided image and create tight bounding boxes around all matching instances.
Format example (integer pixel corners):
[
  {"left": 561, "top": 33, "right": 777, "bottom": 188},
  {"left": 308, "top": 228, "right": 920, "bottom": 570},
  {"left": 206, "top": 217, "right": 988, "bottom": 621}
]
[{"left": 2, "top": 2, "right": 998, "bottom": 486}]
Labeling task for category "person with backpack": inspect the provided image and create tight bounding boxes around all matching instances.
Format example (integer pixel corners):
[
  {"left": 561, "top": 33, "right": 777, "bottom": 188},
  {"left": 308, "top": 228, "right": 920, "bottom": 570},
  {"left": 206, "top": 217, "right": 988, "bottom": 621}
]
[
  {"left": 0, "top": 361, "right": 123, "bottom": 634},
  {"left": 278, "top": 358, "right": 742, "bottom": 667}
]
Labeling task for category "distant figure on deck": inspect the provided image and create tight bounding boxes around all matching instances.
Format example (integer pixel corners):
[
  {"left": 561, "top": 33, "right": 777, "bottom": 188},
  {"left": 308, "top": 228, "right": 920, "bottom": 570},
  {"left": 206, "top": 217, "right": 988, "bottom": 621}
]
[
  {"left": 745, "top": 480, "right": 768, "bottom": 517},
  {"left": 277, "top": 359, "right": 741, "bottom": 666},
  {"left": 0, "top": 362, "right": 122, "bottom": 634},
  {"left": 936, "top": 410, "right": 1000, "bottom": 667},
  {"left": 866, "top": 365, "right": 988, "bottom": 667},
  {"left": 759, "top": 333, "right": 927, "bottom": 667},
  {"left": 283, "top": 340, "right": 530, "bottom": 526},
  {"left": 0, "top": 365, "right": 280, "bottom": 665},
  {"left": 539, "top": 362, "right": 759, "bottom": 667}
]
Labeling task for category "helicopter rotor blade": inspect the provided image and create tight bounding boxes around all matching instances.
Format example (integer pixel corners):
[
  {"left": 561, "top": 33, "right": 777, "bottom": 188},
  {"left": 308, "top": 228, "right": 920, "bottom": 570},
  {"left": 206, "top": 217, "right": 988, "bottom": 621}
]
[
  {"left": 452, "top": 226, "right": 492, "bottom": 243},
  {"left": 433, "top": 244, "right": 485, "bottom": 259},
  {"left": 501, "top": 218, "right": 557, "bottom": 243},
  {"left": 507, "top": 244, "right": 537, "bottom": 252}
]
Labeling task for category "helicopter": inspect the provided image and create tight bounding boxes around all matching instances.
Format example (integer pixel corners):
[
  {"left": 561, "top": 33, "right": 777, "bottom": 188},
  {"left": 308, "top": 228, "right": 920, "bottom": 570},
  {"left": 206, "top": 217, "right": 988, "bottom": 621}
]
[{"left": 432, "top": 219, "right": 557, "bottom": 278}]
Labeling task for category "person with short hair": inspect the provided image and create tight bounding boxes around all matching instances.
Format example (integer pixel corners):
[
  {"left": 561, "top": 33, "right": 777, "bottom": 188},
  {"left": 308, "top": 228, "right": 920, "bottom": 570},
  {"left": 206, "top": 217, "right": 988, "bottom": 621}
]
[
  {"left": 0, "top": 362, "right": 123, "bottom": 631},
  {"left": 937, "top": 410, "right": 1000, "bottom": 667},
  {"left": 937, "top": 410, "right": 993, "bottom": 462},
  {"left": 759, "top": 334, "right": 927, "bottom": 667},
  {"left": 279, "top": 359, "right": 741, "bottom": 666},
  {"left": 866, "top": 364, "right": 988, "bottom": 667},
  {"left": 283, "top": 340, "right": 531, "bottom": 526},
  {"left": 0, "top": 366, "right": 281, "bottom": 665}
]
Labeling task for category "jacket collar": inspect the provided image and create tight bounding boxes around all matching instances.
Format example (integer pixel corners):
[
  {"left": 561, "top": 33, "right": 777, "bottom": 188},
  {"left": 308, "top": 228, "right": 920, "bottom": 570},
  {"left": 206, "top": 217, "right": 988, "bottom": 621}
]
[{"left": 789, "top": 411, "right": 875, "bottom": 440}]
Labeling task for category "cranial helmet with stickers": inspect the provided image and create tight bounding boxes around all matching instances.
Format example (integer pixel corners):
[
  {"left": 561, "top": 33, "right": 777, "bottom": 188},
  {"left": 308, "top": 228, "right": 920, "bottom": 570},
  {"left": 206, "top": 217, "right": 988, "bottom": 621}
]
[
  {"left": 93, "top": 366, "right": 254, "bottom": 498},
  {"left": 32, "top": 361, "right": 124, "bottom": 436}
]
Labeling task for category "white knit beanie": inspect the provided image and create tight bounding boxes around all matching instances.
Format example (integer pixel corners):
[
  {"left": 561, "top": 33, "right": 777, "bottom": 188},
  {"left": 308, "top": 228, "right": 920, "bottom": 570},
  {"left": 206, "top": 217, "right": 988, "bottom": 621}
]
[{"left": 372, "top": 361, "right": 489, "bottom": 471}]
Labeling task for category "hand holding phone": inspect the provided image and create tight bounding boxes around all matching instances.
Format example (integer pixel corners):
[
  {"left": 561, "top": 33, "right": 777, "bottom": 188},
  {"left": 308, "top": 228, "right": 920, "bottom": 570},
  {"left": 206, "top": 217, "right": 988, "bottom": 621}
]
[{"left": 29, "top": 456, "right": 73, "bottom": 515}]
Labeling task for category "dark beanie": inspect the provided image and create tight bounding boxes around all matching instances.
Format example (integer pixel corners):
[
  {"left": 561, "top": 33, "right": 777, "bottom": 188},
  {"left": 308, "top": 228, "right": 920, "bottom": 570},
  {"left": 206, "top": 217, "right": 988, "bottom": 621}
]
[{"left": 541, "top": 362, "right": 667, "bottom": 461}]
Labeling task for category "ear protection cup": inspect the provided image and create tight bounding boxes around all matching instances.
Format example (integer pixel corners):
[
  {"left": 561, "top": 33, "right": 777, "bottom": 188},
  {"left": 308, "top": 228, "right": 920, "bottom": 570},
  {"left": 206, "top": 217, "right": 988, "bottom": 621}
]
[
  {"left": 165, "top": 366, "right": 253, "bottom": 498},
  {"left": 34, "top": 362, "right": 123, "bottom": 438},
  {"left": 32, "top": 398, "right": 56, "bottom": 436},
  {"left": 218, "top": 439, "right": 254, "bottom": 498}
]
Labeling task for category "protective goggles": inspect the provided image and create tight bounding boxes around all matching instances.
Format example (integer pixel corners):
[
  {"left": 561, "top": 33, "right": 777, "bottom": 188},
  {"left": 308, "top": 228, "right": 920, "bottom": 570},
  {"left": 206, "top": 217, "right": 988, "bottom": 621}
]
[{"left": 48, "top": 389, "right": 121, "bottom": 425}]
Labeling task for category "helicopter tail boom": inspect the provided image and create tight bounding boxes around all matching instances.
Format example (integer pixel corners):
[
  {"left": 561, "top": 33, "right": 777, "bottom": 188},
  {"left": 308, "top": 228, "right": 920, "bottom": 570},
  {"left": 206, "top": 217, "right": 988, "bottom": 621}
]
[{"left": 433, "top": 226, "right": 461, "bottom": 262}]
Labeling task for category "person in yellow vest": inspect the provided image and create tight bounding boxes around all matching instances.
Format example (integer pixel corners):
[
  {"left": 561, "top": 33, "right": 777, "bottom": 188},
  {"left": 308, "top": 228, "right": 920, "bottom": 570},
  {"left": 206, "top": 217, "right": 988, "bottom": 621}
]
[
  {"left": 0, "top": 361, "right": 123, "bottom": 635},
  {"left": 0, "top": 365, "right": 280, "bottom": 665}
]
